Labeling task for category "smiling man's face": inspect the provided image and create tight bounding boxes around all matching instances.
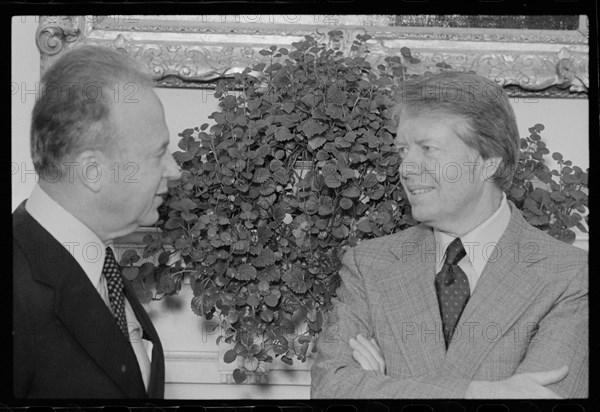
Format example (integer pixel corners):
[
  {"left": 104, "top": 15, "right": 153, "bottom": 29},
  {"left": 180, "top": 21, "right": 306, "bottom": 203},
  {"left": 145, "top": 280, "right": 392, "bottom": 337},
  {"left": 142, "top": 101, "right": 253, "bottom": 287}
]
[{"left": 395, "top": 110, "right": 501, "bottom": 235}]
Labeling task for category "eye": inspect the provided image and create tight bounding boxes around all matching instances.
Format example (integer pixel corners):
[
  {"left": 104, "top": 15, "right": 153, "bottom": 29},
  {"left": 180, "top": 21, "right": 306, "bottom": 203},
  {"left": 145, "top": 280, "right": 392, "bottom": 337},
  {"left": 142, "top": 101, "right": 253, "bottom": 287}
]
[{"left": 422, "top": 145, "right": 434, "bottom": 152}]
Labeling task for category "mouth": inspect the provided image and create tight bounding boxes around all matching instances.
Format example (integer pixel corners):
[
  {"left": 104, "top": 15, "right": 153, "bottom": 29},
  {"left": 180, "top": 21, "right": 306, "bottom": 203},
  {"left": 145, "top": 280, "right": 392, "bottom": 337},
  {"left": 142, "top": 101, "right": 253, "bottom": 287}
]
[{"left": 406, "top": 186, "right": 435, "bottom": 196}]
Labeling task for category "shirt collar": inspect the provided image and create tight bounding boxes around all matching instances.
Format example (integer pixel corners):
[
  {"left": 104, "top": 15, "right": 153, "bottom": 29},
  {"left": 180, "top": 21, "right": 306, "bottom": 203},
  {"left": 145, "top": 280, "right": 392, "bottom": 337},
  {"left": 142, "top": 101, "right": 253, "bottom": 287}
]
[
  {"left": 434, "top": 192, "right": 511, "bottom": 276},
  {"left": 25, "top": 184, "right": 108, "bottom": 289}
]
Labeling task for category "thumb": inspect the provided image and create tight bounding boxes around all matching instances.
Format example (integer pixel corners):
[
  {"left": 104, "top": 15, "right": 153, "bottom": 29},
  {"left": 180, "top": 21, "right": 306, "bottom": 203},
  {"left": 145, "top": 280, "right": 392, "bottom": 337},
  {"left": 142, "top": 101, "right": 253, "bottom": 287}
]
[{"left": 524, "top": 365, "right": 569, "bottom": 386}]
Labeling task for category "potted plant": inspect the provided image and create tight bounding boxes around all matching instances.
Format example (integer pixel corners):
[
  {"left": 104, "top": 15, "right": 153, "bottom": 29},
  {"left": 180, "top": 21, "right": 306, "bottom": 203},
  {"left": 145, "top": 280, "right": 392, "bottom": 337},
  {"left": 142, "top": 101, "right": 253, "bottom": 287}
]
[{"left": 121, "top": 32, "right": 588, "bottom": 383}]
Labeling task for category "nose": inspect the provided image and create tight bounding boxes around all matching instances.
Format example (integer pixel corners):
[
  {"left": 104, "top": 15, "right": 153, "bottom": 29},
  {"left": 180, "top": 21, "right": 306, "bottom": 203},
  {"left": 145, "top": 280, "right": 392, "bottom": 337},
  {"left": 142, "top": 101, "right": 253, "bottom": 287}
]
[
  {"left": 164, "top": 153, "right": 182, "bottom": 181},
  {"left": 399, "top": 148, "right": 421, "bottom": 180}
]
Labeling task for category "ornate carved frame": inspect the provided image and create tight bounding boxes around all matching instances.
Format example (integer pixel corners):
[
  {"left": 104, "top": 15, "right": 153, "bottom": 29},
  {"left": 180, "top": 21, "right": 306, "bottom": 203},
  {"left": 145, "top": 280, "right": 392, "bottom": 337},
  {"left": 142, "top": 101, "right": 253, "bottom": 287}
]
[{"left": 37, "top": 15, "right": 589, "bottom": 98}]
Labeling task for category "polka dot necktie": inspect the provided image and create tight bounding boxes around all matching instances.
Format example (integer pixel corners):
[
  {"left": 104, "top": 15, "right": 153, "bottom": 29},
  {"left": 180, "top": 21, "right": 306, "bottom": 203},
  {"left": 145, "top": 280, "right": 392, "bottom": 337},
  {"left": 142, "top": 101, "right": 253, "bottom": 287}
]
[
  {"left": 434, "top": 237, "right": 470, "bottom": 349},
  {"left": 102, "top": 247, "right": 129, "bottom": 339}
]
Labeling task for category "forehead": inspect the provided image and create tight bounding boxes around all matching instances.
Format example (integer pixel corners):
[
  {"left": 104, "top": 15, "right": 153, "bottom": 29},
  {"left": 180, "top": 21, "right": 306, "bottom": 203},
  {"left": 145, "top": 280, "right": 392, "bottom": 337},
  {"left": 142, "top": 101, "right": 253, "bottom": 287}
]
[
  {"left": 111, "top": 88, "right": 169, "bottom": 152},
  {"left": 395, "top": 110, "right": 469, "bottom": 142}
]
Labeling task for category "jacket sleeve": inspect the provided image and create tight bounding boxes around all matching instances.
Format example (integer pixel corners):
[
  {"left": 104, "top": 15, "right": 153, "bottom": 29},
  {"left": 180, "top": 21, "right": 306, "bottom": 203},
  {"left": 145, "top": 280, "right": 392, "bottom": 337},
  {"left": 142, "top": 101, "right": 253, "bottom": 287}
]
[
  {"left": 310, "top": 246, "right": 471, "bottom": 398},
  {"left": 514, "top": 264, "right": 588, "bottom": 398},
  {"left": 13, "top": 241, "right": 35, "bottom": 399}
]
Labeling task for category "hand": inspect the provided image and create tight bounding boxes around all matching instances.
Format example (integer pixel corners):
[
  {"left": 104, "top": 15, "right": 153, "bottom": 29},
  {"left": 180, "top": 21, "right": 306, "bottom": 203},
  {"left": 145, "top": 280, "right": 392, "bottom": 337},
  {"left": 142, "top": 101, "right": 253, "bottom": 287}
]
[
  {"left": 465, "top": 365, "right": 568, "bottom": 399},
  {"left": 349, "top": 334, "right": 386, "bottom": 374}
]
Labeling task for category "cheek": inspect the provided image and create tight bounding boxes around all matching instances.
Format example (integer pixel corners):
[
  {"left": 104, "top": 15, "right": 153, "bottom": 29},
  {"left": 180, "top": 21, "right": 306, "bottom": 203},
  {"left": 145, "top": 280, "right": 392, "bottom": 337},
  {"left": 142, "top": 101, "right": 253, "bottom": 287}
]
[
  {"left": 440, "top": 163, "right": 464, "bottom": 183},
  {"left": 135, "top": 166, "right": 162, "bottom": 191}
]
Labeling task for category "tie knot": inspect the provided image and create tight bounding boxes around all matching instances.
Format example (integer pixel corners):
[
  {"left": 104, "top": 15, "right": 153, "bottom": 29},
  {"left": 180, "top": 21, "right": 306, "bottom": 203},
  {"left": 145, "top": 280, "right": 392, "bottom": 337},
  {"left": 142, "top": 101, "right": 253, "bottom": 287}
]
[{"left": 444, "top": 238, "right": 466, "bottom": 266}]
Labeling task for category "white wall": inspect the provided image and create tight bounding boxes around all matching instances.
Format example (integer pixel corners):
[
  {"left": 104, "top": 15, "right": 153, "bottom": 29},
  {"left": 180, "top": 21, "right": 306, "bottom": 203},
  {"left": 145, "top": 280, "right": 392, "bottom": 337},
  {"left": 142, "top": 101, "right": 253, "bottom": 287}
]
[
  {"left": 12, "top": 17, "right": 41, "bottom": 212},
  {"left": 511, "top": 97, "right": 588, "bottom": 170}
]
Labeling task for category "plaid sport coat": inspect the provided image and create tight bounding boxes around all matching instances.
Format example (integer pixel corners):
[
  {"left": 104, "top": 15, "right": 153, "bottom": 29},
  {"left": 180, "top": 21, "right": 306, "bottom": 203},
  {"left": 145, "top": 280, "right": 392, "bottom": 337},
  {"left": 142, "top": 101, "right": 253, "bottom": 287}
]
[{"left": 310, "top": 202, "right": 588, "bottom": 398}]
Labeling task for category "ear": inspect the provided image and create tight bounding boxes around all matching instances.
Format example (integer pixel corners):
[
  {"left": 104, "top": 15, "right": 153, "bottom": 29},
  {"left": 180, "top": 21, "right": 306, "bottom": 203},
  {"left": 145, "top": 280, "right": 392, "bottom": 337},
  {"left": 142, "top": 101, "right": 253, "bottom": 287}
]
[
  {"left": 73, "top": 150, "right": 105, "bottom": 193},
  {"left": 481, "top": 156, "right": 503, "bottom": 183}
]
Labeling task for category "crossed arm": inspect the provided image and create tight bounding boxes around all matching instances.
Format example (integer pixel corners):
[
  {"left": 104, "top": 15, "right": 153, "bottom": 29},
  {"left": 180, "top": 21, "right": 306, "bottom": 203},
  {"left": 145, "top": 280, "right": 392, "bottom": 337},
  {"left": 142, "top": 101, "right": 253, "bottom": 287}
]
[
  {"left": 310, "top": 247, "right": 474, "bottom": 398},
  {"left": 350, "top": 333, "right": 568, "bottom": 398},
  {"left": 310, "top": 248, "right": 588, "bottom": 398}
]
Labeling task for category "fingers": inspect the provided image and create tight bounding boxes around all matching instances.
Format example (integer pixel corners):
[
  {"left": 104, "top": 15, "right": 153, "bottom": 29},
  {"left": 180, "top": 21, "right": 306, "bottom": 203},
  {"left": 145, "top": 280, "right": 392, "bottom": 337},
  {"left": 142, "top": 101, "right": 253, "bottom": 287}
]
[
  {"left": 350, "top": 344, "right": 375, "bottom": 371},
  {"left": 542, "top": 389, "right": 563, "bottom": 399},
  {"left": 370, "top": 336, "right": 385, "bottom": 373},
  {"left": 357, "top": 334, "right": 383, "bottom": 359},
  {"left": 523, "top": 383, "right": 563, "bottom": 399},
  {"left": 350, "top": 334, "right": 385, "bottom": 373},
  {"left": 349, "top": 338, "right": 376, "bottom": 370},
  {"left": 523, "top": 365, "right": 569, "bottom": 386}
]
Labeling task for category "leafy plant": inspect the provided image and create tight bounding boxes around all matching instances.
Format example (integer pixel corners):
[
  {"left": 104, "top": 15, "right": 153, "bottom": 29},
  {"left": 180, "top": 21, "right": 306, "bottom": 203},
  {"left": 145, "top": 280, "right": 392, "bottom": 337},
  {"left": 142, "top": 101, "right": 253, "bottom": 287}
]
[
  {"left": 506, "top": 123, "right": 589, "bottom": 243},
  {"left": 120, "top": 32, "right": 589, "bottom": 383}
]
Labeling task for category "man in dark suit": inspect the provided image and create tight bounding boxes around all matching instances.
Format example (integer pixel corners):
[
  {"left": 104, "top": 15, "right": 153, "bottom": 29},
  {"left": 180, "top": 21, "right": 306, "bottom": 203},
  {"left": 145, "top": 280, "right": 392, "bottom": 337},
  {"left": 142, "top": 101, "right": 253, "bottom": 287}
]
[
  {"left": 13, "top": 45, "right": 181, "bottom": 398},
  {"left": 311, "top": 72, "right": 588, "bottom": 398}
]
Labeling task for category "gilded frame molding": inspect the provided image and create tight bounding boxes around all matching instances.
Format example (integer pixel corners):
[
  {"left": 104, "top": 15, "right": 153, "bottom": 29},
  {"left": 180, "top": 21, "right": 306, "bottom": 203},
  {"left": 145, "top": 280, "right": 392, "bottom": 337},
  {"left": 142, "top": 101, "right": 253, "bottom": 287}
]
[{"left": 36, "top": 15, "right": 589, "bottom": 98}]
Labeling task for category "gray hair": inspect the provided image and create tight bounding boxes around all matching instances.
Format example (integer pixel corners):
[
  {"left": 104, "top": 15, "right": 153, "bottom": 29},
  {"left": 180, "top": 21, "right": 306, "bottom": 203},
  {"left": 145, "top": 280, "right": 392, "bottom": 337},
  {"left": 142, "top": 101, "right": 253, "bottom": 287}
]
[{"left": 30, "top": 45, "right": 153, "bottom": 178}]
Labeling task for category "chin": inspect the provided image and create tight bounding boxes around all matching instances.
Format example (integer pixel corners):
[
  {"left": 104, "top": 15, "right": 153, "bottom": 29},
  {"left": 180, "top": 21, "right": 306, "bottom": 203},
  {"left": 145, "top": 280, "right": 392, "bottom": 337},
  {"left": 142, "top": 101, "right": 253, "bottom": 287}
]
[
  {"left": 409, "top": 207, "right": 431, "bottom": 224},
  {"left": 139, "top": 211, "right": 160, "bottom": 227}
]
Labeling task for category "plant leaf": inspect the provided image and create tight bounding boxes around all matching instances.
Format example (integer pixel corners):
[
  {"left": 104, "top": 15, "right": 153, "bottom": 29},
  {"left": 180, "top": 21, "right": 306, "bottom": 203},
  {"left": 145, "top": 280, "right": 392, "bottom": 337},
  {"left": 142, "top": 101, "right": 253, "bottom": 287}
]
[
  {"left": 340, "top": 198, "right": 354, "bottom": 210},
  {"left": 233, "top": 368, "right": 247, "bottom": 383},
  {"left": 253, "top": 168, "right": 271, "bottom": 183},
  {"left": 264, "top": 293, "right": 280, "bottom": 307},
  {"left": 275, "top": 127, "right": 294, "bottom": 142},
  {"left": 122, "top": 267, "right": 139, "bottom": 281},
  {"left": 272, "top": 335, "right": 288, "bottom": 354},
  {"left": 341, "top": 186, "right": 361, "bottom": 198},
  {"left": 164, "top": 217, "right": 184, "bottom": 230},
  {"left": 357, "top": 218, "right": 372, "bottom": 233},
  {"left": 280, "top": 355, "right": 293, "bottom": 365},
  {"left": 224, "top": 349, "right": 238, "bottom": 364},
  {"left": 309, "top": 136, "right": 327, "bottom": 150},
  {"left": 246, "top": 294, "right": 261, "bottom": 307},
  {"left": 119, "top": 249, "right": 140, "bottom": 266},
  {"left": 244, "top": 356, "right": 259, "bottom": 372},
  {"left": 236, "top": 264, "right": 257, "bottom": 280}
]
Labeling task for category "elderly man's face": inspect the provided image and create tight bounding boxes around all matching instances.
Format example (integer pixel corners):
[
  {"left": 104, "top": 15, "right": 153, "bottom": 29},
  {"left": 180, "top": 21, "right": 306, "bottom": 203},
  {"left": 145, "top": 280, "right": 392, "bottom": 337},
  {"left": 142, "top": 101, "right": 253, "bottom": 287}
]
[
  {"left": 99, "top": 87, "right": 181, "bottom": 233},
  {"left": 395, "top": 111, "right": 500, "bottom": 235}
]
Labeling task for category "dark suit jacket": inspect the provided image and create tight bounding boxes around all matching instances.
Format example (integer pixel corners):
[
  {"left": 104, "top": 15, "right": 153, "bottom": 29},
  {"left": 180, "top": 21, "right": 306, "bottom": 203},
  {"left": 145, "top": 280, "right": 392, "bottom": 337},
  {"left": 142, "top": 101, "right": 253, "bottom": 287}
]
[
  {"left": 311, "top": 202, "right": 588, "bottom": 398},
  {"left": 13, "top": 202, "right": 165, "bottom": 399}
]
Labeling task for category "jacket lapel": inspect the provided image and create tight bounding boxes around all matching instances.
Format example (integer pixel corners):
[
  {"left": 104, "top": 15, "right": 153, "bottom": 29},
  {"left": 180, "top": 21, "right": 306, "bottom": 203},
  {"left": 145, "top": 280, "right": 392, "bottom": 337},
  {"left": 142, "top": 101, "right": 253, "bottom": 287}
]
[
  {"left": 123, "top": 281, "right": 165, "bottom": 398},
  {"left": 444, "top": 205, "right": 546, "bottom": 377},
  {"left": 377, "top": 225, "right": 447, "bottom": 375},
  {"left": 15, "top": 204, "right": 147, "bottom": 398}
]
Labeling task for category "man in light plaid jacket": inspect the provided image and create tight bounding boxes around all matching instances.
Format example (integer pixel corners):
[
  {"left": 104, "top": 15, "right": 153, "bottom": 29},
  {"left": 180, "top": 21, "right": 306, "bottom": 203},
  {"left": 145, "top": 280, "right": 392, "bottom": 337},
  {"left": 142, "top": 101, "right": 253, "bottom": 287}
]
[{"left": 310, "top": 72, "right": 588, "bottom": 399}]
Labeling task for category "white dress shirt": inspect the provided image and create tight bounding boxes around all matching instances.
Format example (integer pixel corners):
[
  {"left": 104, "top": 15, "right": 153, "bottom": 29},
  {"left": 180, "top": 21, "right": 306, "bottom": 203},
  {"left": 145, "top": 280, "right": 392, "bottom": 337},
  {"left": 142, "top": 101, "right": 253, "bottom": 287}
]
[
  {"left": 434, "top": 193, "right": 512, "bottom": 294},
  {"left": 26, "top": 184, "right": 152, "bottom": 391}
]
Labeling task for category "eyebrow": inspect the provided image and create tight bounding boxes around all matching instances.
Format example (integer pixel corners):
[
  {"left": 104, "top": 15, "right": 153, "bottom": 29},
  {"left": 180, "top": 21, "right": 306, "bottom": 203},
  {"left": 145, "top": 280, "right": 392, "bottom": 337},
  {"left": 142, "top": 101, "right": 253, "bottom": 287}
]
[{"left": 395, "top": 137, "right": 436, "bottom": 145}]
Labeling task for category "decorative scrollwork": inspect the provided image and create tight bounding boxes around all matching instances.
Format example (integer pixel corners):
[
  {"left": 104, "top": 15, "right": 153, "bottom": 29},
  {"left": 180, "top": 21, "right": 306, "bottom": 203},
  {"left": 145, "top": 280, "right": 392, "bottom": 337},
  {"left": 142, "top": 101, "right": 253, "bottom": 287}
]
[
  {"left": 38, "top": 16, "right": 589, "bottom": 97},
  {"left": 78, "top": 35, "right": 261, "bottom": 84},
  {"left": 36, "top": 16, "right": 80, "bottom": 56}
]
